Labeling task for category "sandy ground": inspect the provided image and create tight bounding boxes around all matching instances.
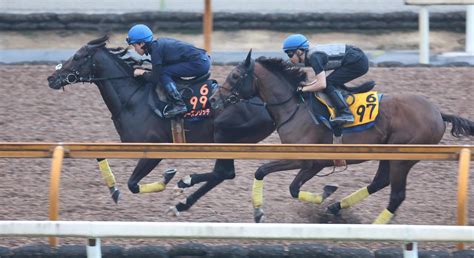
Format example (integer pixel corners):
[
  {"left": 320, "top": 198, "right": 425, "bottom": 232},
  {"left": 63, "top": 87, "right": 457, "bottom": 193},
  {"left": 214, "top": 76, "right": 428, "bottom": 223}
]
[
  {"left": 0, "top": 30, "right": 467, "bottom": 54},
  {"left": 0, "top": 61, "right": 473, "bottom": 251}
]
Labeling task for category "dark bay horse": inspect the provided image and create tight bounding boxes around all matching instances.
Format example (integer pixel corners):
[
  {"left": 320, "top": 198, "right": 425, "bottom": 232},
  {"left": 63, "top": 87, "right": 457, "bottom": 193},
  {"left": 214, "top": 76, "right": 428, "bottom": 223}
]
[
  {"left": 209, "top": 51, "right": 474, "bottom": 224},
  {"left": 47, "top": 36, "right": 278, "bottom": 215}
]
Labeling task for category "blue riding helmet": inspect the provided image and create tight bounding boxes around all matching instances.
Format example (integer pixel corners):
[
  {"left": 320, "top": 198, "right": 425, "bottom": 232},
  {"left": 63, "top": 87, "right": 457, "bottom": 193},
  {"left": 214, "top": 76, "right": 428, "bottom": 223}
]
[
  {"left": 282, "top": 34, "right": 309, "bottom": 51},
  {"left": 126, "top": 24, "right": 153, "bottom": 44}
]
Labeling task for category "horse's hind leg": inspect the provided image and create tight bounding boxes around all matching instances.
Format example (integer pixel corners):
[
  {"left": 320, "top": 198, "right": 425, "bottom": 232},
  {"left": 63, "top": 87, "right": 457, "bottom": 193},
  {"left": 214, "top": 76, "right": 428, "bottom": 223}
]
[
  {"left": 327, "top": 160, "right": 391, "bottom": 216},
  {"left": 97, "top": 158, "right": 120, "bottom": 204},
  {"left": 175, "top": 159, "right": 233, "bottom": 189},
  {"left": 127, "top": 158, "right": 175, "bottom": 194},
  {"left": 373, "top": 160, "right": 417, "bottom": 224},
  {"left": 171, "top": 159, "right": 235, "bottom": 214}
]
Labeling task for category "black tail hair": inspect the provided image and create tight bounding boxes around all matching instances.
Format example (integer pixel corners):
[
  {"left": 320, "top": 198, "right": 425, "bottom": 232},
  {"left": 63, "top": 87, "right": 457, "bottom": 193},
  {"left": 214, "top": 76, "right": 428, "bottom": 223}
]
[{"left": 441, "top": 113, "right": 474, "bottom": 137}]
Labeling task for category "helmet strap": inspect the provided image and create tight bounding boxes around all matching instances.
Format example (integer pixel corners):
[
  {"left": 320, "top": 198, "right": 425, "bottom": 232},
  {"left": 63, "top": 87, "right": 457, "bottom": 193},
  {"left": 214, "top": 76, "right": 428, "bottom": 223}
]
[
  {"left": 142, "top": 42, "right": 151, "bottom": 55},
  {"left": 297, "top": 49, "right": 305, "bottom": 64}
]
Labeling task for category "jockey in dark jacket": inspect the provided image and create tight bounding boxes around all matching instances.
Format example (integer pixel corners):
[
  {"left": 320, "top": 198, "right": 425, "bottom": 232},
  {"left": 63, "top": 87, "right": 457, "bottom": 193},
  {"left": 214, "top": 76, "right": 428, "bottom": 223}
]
[
  {"left": 127, "top": 24, "right": 211, "bottom": 118},
  {"left": 283, "top": 34, "right": 369, "bottom": 125}
]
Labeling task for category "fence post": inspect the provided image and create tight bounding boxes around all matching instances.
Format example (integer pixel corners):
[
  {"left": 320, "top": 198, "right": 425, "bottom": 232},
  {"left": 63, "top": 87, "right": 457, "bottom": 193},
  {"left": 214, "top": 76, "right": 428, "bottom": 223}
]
[
  {"left": 48, "top": 145, "right": 64, "bottom": 247},
  {"left": 403, "top": 242, "right": 418, "bottom": 258},
  {"left": 203, "top": 0, "right": 213, "bottom": 53},
  {"left": 467, "top": 5, "right": 474, "bottom": 54},
  {"left": 419, "top": 6, "right": 430, "bottom": 64},
  {"left": 456, "top": 148, "right": 471, "bottom": 250},
  {"left": 87, "top": 238, "right": 102, "bottom": 258}
]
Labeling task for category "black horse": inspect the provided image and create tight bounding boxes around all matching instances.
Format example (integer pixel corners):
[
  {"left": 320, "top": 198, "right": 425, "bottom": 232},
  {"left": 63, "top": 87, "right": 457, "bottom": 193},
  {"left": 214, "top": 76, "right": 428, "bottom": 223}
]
[{"left": 47, "top": 35, "right": 276, "bottom": 214}]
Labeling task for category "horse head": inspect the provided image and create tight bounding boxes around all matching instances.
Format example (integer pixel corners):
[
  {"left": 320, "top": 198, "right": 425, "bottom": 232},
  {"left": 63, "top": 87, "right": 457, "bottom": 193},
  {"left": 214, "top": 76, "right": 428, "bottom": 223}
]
[
  {"left": 209, "top": 49, "right": 256, "bottom": 111},
  {"left": 47, "top": 35, "right": 109, "bottom": 89}
]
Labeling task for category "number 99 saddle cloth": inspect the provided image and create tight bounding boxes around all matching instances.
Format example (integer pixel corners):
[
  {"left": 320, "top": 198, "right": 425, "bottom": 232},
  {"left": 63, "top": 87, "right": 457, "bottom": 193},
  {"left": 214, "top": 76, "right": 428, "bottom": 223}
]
[{"left": 149, "top": 72, "right": 219, "bottom": 121}]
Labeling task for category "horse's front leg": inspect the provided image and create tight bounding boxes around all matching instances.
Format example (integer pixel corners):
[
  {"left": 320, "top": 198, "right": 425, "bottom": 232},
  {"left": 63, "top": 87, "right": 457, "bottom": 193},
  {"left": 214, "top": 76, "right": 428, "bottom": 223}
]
[
  {"left": 252, "top": 160, "right": 302, "bottom": 223},
  {"left": 97, "top": 158, "right": 120, "bottom": 204},
  {"left": 127, "top": 158, "right": 176, "bottom": 194},
  {"left": 289, "top": 161, "right": 338, "bottom": 205}
]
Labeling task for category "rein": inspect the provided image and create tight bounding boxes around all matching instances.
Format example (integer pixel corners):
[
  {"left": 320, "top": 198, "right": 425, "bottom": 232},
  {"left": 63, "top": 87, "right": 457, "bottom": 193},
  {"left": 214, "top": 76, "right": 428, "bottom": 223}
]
[
  {"left": 225, "top": 60, "right": 302, "bottom": 131},
  {"left": 59, "top": 46, "right": 140, "bottom": 121},
  {"left": 64, "top": 73, "right": 132, "bottom": 84}
]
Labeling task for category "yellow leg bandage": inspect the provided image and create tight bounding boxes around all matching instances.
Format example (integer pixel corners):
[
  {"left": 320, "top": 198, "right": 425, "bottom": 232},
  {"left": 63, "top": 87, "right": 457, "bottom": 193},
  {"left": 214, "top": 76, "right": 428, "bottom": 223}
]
[
  {"left": 252, "top": 179, "right": 264, "bottom": 208},
  {"left": 98, "top": 159, "right": 116, "bottom": 188},
  {"left": 373, "top": 209, "right": 394, "bottom": 224},
  {"left": 298, "top": 191, "right": 323, "bottom": 204},
  {"left": 340, "top": 187, "right": 369, "bottom": 209},
  {"left": 139, "top": 182, "right": 166, "bottom": 193}
]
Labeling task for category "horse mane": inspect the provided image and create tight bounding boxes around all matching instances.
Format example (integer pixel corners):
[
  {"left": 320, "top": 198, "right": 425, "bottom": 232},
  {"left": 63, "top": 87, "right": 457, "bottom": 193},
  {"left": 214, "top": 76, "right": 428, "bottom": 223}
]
[{"left": 255, "top": 57, "right": 307, "bottom": 88}]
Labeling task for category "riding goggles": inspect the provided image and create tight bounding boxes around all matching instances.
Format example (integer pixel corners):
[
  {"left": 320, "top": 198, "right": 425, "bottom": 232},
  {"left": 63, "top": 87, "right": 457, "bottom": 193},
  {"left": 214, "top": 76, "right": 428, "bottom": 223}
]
[{"left": 285, "top": 50, "right": 296, "bottom": 58}]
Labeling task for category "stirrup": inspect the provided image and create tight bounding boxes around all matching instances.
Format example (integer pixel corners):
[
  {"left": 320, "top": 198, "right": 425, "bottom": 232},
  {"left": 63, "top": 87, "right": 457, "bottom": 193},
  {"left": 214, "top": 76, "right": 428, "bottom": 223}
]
[
  {"left": 330, "top": 115, "right": 354, "bottom": 124},
  {"left": 163, "top": 105, "right": 188, "bottom": 118}
]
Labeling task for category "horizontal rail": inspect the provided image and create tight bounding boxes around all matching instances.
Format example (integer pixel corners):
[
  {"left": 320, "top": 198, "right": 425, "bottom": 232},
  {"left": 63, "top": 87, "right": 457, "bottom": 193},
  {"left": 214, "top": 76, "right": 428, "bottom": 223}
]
[
  {"left": 0, "top": 143, "right": 472, "bottom": 160},
  {"left": 405, "top": 0, "right": 474, "bottom": 4},
  {"left": 0, "top": 221, "right": 472, "bottom": 242}
]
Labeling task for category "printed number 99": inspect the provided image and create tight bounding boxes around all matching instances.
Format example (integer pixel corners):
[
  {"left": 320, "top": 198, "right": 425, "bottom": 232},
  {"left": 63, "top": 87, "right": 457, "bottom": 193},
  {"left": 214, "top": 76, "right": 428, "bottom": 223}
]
[{"left": 189, "top": 84, "right": 209, "bottom": 109}]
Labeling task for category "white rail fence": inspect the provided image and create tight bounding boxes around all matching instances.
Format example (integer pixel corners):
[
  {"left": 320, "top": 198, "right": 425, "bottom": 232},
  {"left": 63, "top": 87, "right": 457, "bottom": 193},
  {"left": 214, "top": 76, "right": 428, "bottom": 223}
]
[{"left": 0, "top": 221, "right": 473, "bottom": 258}]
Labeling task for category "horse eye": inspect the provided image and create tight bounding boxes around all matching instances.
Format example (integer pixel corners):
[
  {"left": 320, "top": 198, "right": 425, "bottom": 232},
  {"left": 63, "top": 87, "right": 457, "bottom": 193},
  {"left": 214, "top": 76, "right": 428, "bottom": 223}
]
[
  {"left": 232, "top": 73, "right": 239, "bottom": 80},
  {"left": 73, "top": 55, "right": 79, "bottom": 61}
]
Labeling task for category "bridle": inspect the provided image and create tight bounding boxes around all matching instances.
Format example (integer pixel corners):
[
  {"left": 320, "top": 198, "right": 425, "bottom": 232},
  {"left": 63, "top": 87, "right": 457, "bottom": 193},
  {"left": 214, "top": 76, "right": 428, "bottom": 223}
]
[
  {"left": 56, "top": 44, "right": 140, "bottom": 121},
  {"left": 57, "top": 45, "right": 132, "bottom": 86},
  {"left": 218, "top": 59, "right": 256, "bottom": 106},
  {"left": 220, "top": 59, "right": 301, "bottom": 130}
]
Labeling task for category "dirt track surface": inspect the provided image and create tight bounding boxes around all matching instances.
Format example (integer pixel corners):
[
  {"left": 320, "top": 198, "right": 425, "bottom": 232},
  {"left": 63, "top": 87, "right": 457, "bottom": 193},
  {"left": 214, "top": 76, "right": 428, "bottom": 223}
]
[{"left": 0, "top": 64, "right": 473, "bottom": 251}]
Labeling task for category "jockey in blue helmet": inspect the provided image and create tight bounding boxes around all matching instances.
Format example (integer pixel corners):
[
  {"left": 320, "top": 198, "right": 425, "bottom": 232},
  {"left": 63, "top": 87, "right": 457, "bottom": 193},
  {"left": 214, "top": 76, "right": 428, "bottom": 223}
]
[
  {"left": 127, "top": 24, "right": 211, "bottom": 118},
  {"left": 283, "top": 34, "right": 369, "bottom": 125}
]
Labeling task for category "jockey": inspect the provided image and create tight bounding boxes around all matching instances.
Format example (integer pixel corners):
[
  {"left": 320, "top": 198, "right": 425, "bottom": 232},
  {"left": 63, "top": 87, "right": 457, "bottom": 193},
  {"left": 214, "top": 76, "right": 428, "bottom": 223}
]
[
  {"left": 282, "top": 34, "right": 369, "bottom": 124},
  {"left": 127, "top": 24, "right": 211, "bottom": 118}
]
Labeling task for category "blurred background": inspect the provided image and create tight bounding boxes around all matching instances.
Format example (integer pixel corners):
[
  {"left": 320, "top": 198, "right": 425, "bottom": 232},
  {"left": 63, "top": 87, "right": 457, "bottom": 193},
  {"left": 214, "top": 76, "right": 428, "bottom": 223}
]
[{"left": 0, "top": 0, "right": 472, "bottom": 64}]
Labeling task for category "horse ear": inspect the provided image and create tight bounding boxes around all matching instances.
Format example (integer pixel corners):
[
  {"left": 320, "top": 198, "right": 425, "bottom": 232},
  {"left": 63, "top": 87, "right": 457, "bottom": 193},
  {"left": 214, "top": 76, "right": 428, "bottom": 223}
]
[{"left": 244, "top": 49, "right": 252, "bottom": 67}]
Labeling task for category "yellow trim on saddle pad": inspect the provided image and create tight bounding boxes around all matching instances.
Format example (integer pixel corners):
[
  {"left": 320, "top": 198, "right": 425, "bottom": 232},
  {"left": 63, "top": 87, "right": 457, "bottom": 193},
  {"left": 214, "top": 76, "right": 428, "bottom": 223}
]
[{"left": 316, "top": 91, "right": 380, "bottom": 128}]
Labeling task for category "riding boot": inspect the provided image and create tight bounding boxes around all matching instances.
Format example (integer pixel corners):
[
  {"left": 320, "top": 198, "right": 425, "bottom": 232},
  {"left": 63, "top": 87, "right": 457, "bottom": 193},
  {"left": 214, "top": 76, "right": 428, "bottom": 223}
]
[
  {"left": 326, "top": 87, "right": 354, "bottom": 124},
  {"left": 163, "top": 82, "right": 188, "bottom": 118}
]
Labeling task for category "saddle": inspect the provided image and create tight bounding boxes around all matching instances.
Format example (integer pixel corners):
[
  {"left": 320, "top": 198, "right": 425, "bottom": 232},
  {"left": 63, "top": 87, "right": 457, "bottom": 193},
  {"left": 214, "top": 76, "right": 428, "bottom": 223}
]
[
  {"left": 306, "top": 80, "right": 381, "bottom": 134},
  {"left": 148, "top": 72, "right": 218, "bottom": 121}
]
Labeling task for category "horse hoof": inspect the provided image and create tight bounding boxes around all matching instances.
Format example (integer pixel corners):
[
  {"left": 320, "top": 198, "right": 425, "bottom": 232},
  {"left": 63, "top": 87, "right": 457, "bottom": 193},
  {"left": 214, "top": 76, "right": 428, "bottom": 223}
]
[
  {"left": 177, "top": 175, "right": 192, "bottom": 188},
  {"left": 163, "top": 168, "right": 177, "bottom": 185},
  {"left": 322, "top": 184, "right": 338, "bottom": 201},
  {"left": 165, "top": 206, "right": 180, "bottom": 217},
  {"left": 109, "top": 187, "right": 120, "bottom": 204},
  {"left": 254, "top": 208, "right": 265, "bottom": 223},
  {"left": 326, "top": 202, "right": 341, "bottom": 216}
]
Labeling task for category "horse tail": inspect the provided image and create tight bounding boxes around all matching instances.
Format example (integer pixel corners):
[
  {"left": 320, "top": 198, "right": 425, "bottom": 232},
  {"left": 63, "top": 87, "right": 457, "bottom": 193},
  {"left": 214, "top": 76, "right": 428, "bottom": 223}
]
[{"left": 441, "top": 113, "right": 474, "bottom": 137}]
